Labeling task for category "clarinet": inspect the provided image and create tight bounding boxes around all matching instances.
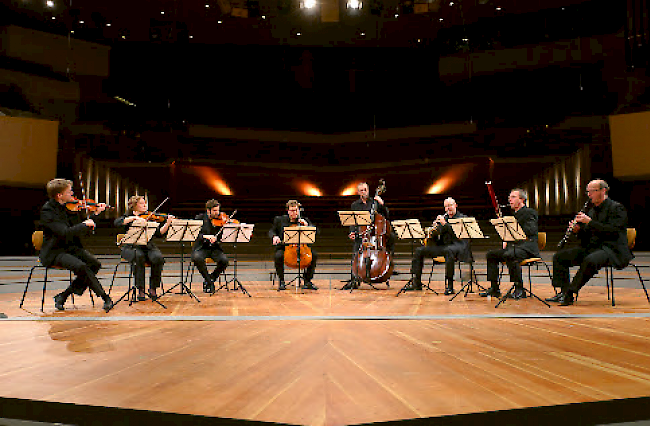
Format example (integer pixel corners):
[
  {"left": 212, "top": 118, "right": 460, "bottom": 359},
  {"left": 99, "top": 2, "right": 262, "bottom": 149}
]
[{"left": 557, "top": 200, "right": 590, "bottom": 249}]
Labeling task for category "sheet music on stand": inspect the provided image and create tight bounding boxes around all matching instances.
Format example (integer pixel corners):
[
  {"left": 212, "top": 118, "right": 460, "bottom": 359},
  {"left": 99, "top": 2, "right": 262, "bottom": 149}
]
[
  {"left": 448, "top": 217, "right": 485, "bottom": 240},
  {"left": 219, "top": 223, "right": 254, "bottom": 297},
  {"left": 119, "top": 222, "right": 160, "bottom": 246},
  {"left": 166, "top": 219, "right": 203, "bottom": 242},
  {"left": 222, "top": 223, "right": 255, "bottom": 243},
  {"left": 283, "top": 226, "right": 316, "bottom": 245},
  {"left": 391, "top": 219, "right": 425, "bottom": 240},
  {"left": 338, "top": 211, "right": 372, "bottom": 227}
]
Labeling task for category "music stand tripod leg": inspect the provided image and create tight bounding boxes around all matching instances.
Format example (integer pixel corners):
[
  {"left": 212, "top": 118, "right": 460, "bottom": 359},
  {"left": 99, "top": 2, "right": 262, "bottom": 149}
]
[{"left": 220, "top": 244, "right": 251, "bottom": 297}]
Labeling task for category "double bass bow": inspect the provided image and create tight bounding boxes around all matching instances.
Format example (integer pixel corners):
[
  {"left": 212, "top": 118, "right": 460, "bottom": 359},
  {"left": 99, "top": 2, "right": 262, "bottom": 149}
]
[{"left": 353, "top": 179, "right": 393, "bottom": 283}]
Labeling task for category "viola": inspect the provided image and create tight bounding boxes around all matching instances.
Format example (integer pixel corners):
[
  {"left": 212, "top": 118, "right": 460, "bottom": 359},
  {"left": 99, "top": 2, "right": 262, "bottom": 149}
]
[
  {"left": 353, "top": 179, "right": 393, "bottom": 283},
  {"left": 283, "top": 211, "right": 313, "bottom": 270},
  {"left": 66, "top": 197, "right": 114, "bottom": 213}
]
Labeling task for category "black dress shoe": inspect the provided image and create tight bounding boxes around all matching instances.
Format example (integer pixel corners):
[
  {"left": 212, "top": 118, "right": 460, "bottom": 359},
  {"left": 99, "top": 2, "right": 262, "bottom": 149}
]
[
  {"left": 545, "top": 293, "right": 562, "bottom": 303},
  {"left": 302, "top": 281, "right": 318, "bottom": 290},
  {"left": 103, "top": 297, "right": 114, "bottom": 312},
  {"left": 278, "top": 281, "right": 286, "bottom": 291},
  {"left": 558, "top": 292, "right": 575, "bottom": 306},
  {"left": 513, "top": 288, "right": 527, "bottom": 300},
  {"left": 206, "top": 282, "right": 216, "bottom": 294},
  {"left": 137, "top": 289, "right": 146, "bottom": 301},
  {"left": 53, "top": 293, "right": 66, "bottom": 311},
  {"left": 480, "top": 288, "right": 501, "bottom": 298},
  {"left": 444, "top": 287, "right": 455, "bottom": 296},
  {"left": 148, "top": 289, "right": 158, "bottom": 300}
]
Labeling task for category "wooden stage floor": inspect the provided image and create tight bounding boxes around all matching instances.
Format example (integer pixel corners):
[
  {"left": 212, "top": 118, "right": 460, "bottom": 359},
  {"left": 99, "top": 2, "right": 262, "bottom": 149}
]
[{"left": 1, "top": 255, "right": 650, "bottom": 425}]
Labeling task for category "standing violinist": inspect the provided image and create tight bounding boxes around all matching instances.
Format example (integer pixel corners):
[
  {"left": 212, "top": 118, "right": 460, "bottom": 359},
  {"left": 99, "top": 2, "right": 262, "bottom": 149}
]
[
  {"left": 114, "top": 195, "right": 174, "bottom": 301},
  {"left": 269, "top": 200, "right": 318, "bottom": 291},
  {"left": 407, "top": 197, "right": 471, "bottom": 294},
  {"left": 192, "top": 199, "right": 230, "bottom": 293},
  {"left": 40, "top": 178, "right": 114, "bottom": 312},
  {"left": 344, "top": 182, "right": 395, "bottom": 289}
]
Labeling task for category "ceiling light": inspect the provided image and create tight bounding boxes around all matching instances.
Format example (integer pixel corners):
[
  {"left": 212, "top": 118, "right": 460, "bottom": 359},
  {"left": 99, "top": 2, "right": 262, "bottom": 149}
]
[
  {"left": 495, "top": 6, "right": 501, "bottom": 10},
  {"left": 46, "top": 0, "right": 54, "bottom": 7},
  {"left": 106, "top": 23, "right": 111, "bottom": 27},
  {"left": 79, "top": 20, "right": 84, "bottom": 23}
]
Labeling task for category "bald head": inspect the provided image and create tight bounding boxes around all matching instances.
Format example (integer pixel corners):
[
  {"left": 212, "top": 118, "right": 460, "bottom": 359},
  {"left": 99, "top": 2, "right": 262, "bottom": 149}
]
[
  {"left": 587, "top": 179, "right": 609, "bottom": 205},
  {"left": 443, "top": 197, "right": 458, "bottom": 217}
]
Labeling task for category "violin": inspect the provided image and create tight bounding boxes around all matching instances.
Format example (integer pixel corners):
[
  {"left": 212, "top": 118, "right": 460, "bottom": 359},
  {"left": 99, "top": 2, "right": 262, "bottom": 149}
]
[
  {"left": 66, "top": 197, "right": 114, "bottom": 212},
  {"left": 283, "top": 209, "right": 313, "bottom": 270},
  {"left": 211, "top": 212, "right": 240, "bottom": 227},
  {"left": 138, "top": 211, "right": 171, "bottom": 223}
]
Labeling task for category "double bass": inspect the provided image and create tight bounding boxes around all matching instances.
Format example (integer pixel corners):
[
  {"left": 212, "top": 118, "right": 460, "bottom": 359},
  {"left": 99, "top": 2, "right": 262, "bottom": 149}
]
[{"left": 353, "top": 179, "right": 393, "bottom": 283}]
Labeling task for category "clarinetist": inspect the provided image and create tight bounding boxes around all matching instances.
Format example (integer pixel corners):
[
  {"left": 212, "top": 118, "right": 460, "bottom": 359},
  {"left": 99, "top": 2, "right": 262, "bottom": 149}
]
[
  {"left": 407, "top": 197, "right": 471, "bottom": 295},
  {"left": 548, "top": 179, "right": 633, "bottom": 306}
]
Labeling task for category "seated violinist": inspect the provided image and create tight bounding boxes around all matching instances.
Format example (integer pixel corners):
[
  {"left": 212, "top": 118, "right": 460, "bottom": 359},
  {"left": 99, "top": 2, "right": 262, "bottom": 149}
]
[
  {"left": 192, "top": 199, "right": 230, "bottom": 293},
  {"left": 114, "top": 196, "right": 174, "bottom": 301},
  {"left": 40, "top": 178, "right": 114, "bottom": 312},
  {"left": 269, "top": 200, "right": 318, "bottom": 291}
]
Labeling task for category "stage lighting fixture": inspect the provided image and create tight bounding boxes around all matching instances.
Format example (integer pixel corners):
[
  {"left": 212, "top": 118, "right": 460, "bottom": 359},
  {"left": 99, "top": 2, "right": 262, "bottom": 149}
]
[
  {"left": 347, "top": 0, "right": 362, "bottom": 9},
  {"left": 46, "top": 0, "right": 54, "bottom": 7},
  {"left": 300, "top": 0, "right": 316, "bottom": 9}
]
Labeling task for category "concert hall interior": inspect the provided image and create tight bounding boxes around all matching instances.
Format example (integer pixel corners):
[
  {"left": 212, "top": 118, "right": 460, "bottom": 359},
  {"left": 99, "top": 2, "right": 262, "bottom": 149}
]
[{"left": 2, "top": 0, "right": 650, "bottom": 425}]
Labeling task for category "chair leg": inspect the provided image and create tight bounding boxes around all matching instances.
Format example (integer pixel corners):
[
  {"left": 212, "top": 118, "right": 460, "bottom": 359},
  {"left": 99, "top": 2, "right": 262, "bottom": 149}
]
[
  {"left": 41, "top": 268, "right": 49, "bottom": 312},
  {"left": 20, "top": 265, "right": 39, "bottom": 308},
  {"left": 631, "top": 263, "right": 650, "bottom": 303},
  {"left": 610, "top": 267, "right": 615, "bottom": 307},
  {"left": 605, "top": 267, "right": 611, "bottom": 301}
]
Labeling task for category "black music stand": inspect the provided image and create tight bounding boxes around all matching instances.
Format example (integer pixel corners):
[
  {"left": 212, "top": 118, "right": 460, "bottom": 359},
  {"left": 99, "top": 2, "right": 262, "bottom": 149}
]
[
  {"left": 448, "top": 217, "right": 487, "bottom": 301},
  {"left": 490, "top": 216, "right": 550, "bottom": 308},
  {"left": 338, "top": 210, "right": 372, "bottom": 290},
  {"left": 113, "top": 222, "right": 167, "bottom": 309},
  {"left": 282, "top": 225, "right": 317, "bottom": 293},
  {"left": 160, "top": 219, "right": 202, "bottom": 303},
  {"left": 219, "top": 222, "right": 254, "bottom": 297},
  {"left": 393, "top": 219, "right": 437, "bottom": 296}
]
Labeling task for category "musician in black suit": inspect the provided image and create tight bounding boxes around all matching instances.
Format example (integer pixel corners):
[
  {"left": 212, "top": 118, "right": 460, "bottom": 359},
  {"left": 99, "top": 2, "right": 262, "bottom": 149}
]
[
  {"left": 269, "top": 200, "right": 318, "bottom": 291},
  {"left": 114, "top": 195, "right": 174, "bottom": 301},
  {"left": 549, "top": 179, "right": 633, "bottom": 306},
  {"left": 39, "top": 178, "right": 113, "bottom": 312},
  {"left": 192, "top": 199, "right": 230, "bottom": 293},
  {"left": 344, "top": 182, "right": 396, "bottom": 289},
  {"left": 481, "top": 188, "right": 539, "bottom": 300},
  {"left": 408, "top": 197, "right": 472, "bottom": 295}
]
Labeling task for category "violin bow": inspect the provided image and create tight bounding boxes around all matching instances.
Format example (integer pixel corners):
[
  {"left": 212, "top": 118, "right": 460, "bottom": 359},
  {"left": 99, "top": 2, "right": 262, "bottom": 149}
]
[
  {"left": 214, "top": 209, "right": 238, "bottom": 239},
  {"left": 117, "top": 197, "right": 170, "bottom": 246},
  {"left": 78, "top": 171, "right": 94, "bottom": 234}
]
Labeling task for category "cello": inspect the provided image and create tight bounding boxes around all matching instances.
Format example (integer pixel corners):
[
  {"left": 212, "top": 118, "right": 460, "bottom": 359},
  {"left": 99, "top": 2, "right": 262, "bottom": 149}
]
[{"left": 353, "top": 179, "right": 393, "bottom": 283}]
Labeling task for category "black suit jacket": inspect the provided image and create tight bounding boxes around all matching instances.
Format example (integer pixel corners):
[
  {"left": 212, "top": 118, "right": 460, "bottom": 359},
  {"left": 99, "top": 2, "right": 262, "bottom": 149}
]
[
  {"left": 269, "top": 215, "right": 315, "bottom": 249},
  {"left": 193, "top": 213, "right": 223, "bottom": 252},
  {"left": 505, "top": 206, "right": 539, "bottom": 258},
  {"left": 39, "top": 199, "right": 91, "bottom": 267},
  {"left": 430, "top": 211, "right": 472, "bottom": 262},
  {"left": 578, "top": 198, "right": 633, "bottom": 269},
  {"left": 349, "top": 198, "right": 389, "bottom": 235}
]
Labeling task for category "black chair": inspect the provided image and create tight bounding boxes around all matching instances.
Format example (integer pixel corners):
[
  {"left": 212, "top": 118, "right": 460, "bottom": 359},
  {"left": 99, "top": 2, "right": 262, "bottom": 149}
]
[
  {"left": 603, "top": 228, "right": 650, "bottom": 307},
  {"left": 20, "top": 231, "right": 94, "bottom": 311}
]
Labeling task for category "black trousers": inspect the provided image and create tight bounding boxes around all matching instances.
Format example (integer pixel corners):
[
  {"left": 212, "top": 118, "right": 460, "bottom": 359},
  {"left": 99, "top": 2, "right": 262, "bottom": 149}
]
[
  {"left": 411, "top": 245, "right": 456, "bottom": 282},
  {"left": 192, "top": 248, "right": 229, "bottom": 284},
  {"left": 52, "top": 248, "right": 107, "bottom": 299},
  {"left": 552, "top": 247, "right": 610, "bottom": 293},
  {"left": 486, "top": 248, "right": 527, "bottom": 288},
  {"left": 274, "top": 247, "right": 318, "bottom": 282},
  {"left": 121, "top": 245, "right": 165, "bottom": 290}
]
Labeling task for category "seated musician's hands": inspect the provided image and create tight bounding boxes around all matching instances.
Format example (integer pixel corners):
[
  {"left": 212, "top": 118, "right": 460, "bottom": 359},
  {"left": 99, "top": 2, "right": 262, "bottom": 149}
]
[
  {"left": 375, "top": 195, "right": 384, "bottom": 205},
  {"left": 95, "top": 203, "right": 107, "bottom": 214},
  {"left": 83, "top": 219, "right": 96, "bottom": 228},
  {"left": 502, "top": 242, "right": 507, "bottom": 250},
  {"left": 298, "top": 219, "right": 308, "bottom": 226},
  {"left": 436, "top": 215, "right": 447, "bottom": 225},
  {"left": 348, "top": 232, "right": 356, "bottom": 240},
  {"left": 575, "top": 212, "right": 591, "bottom": 224},
  {"left": 272, "top": 236, "right": 281, "bottom": 245},
  {"left": 166, "top": 214, "right": 175, "bottom": 223}
]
